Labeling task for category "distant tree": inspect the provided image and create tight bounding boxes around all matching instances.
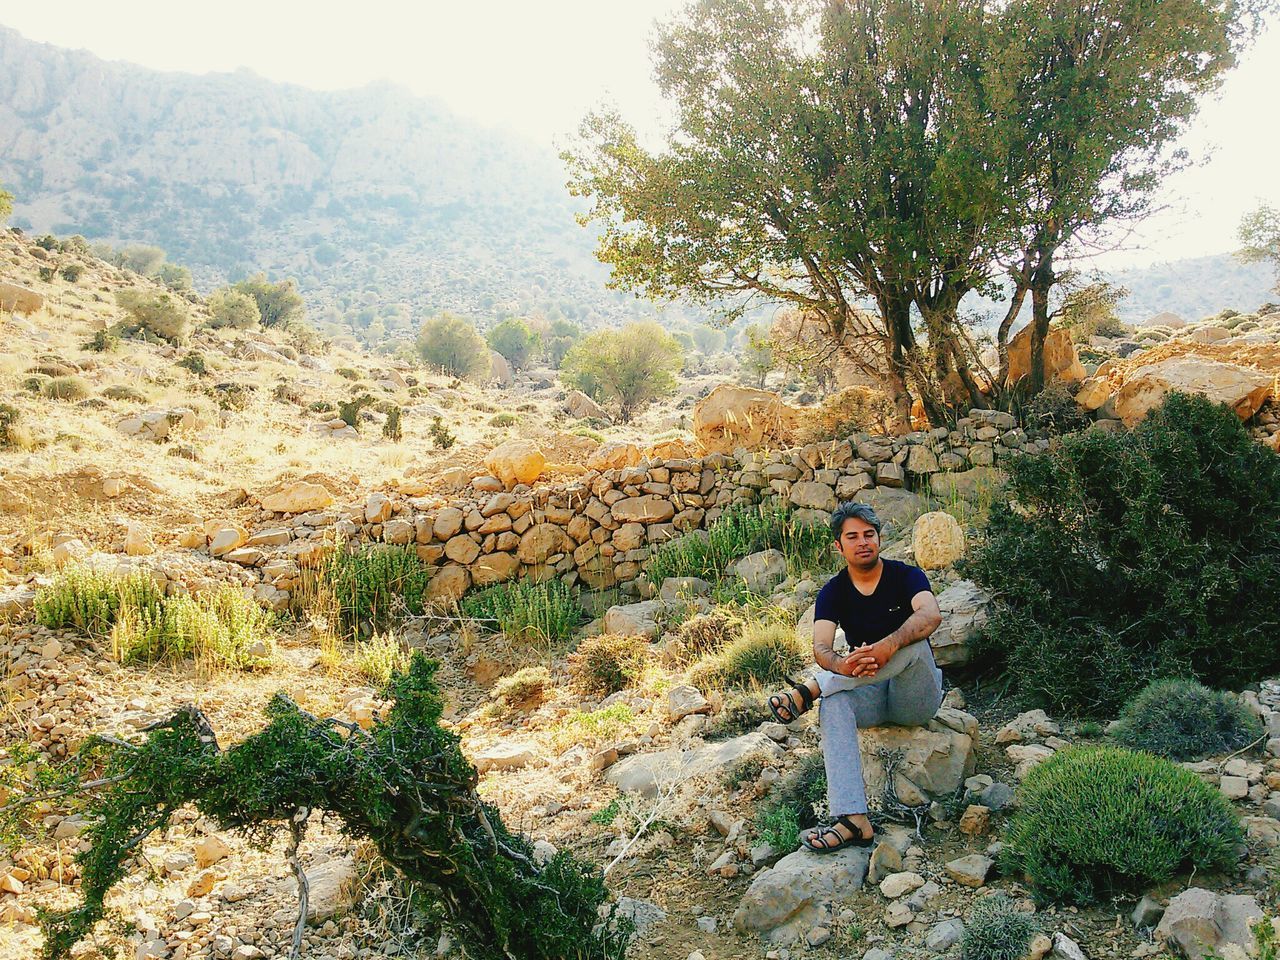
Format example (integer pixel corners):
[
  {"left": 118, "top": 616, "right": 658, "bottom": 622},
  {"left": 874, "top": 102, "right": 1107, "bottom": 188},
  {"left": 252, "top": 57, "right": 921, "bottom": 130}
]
[
  {"left": 417, "top": 314, "right": 490, "bottom": 379},
  {"left": 740, "top": 324, "right": 774, "bottom": 389},
  {"left": 115, "top": 245, "right": 168, "bottom": 277},
  {"left": 0, "top": 182, "right": 12, "bottom": 224},
  {"left": 206, "top": 288, "right": 261, "bottom": 330},
  {"left": 1238, "top": 204, "right": 1280, "bottom": 292},
  {"left": 487, "top": 318, "right": 540, "bottom": 371},
  {"left": 156, "top": 262, "right": 192, "bottom": 292},
  {"left": 232, "top": 274, "right": 305, "bottom": 328},
  {"left": 1059, "top": 281, "right": 1130, "bottom": 341},
  {"left": 115, "top": 289, "right": 192, "bottom": 344},
  {"left": 561, "top": 321, "right": 684, "bottom": 422},
  {"left": 691, "top": 325, "right": 726, "bottom": 355},
  {"left": 543, "top": 319, "right": 582, "bottom": 368}
]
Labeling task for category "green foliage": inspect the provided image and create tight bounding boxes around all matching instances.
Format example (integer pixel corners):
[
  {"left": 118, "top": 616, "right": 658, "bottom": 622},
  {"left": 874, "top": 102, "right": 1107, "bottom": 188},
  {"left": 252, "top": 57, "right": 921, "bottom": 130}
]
[
  {"left": 589, "top": 799, "right": 621, "bottom": 826},
  {"left": 429, "top": 416, "right": 457, "bottom": 450},
  {"left": 35, "top": 568, "right": 165, "bottom": 638},
  {"left": 461, "top": 579, "right": 585, "bottom": 645},
  {"left": 354, "top": 632, "right": 410, "bottom": 686},
  {"left": 0, "top": 403, "right": 21, "bottom": 447},
  {"left": 490, "top": 412, "right": 519, "bottom": 428},
  {"left": 753, "top": 753, "right": 827, "bottom": 850},
  {"left": 231, "top": 273, "right": 305, "bottom": 329},
  {"left": 82, "top": 329, "right": 120, "bottom": 353},
  {"left": 336, "top": 367, "right": 361, "bottom": 380},
  {"left": 550, "top": 702, "right": 640, "bottom": 749},
  {"left": 662, "top": 607, "right": 745, "bottom": 667},
  {"left": 704, "top": 690, "right": 771, "bottom": 740},
  {"left": 490, "top": 667, "right": 552, "bottom": 709},
  {"left": 487, "top": 318, "right": 540, "bottom": 371},
  {"left": 723, "top": 752, "right": 770, "bottom": 790},
  {"left": 382, "top": 405, "right": 403, "bottom": 441},
  {"left": 960, "top": 895, "right": 1040, "bottom": 960},
  {"left": 111, "top": 244, "right": 167, "bottom": 276},
  {"left": 1060, "top": 281, "right": 1130, "bottom": 342},
  {"left": 61, "top": 263, "right": 85, "bottom": 283},
  {"left": 567, "top": 634, "right": 651, "bottom": 697},
  {"left": 1111, "top": 678, "right": 1263, "bottom": 762},
  {"left": 112, "top": 587, "right": 274, "bottom": 670},
  {"left": 1019, "top": 382, "right": 1091, "bottom": 434},
  {"left": 31, "top": 654, "right": 629, "bottom": 960},
  {"left": 338, "top": 393, "right": 374, "bottom": 429},
  {"left": 0, "top": 181, "right": 11, "bottom": 222},
  {"left": 560, "top": 321, "right": 683, "bottom": 422},
  {"left": 1000, "top": 746, "right": 1242, "bottom": 904},
  {"left": 417, "top": 314, "right": 490, "bottom": 379},
  {"left": 962, "top": 392, "right": 1280, "bottom": 715},
  {"left": 41, "top": 375, "right": 90, "bottom": 401},
  {"left": 115, "top": 289, "right": 192, "bottom": 344},
  {"left": 544, "top": 319, "right": 582, "bottom": 368},
  {"left": 688, "top": 619, "right": 806, "bottom": 691},
  {"left": 102, "top": 385, "right": 145, "bottom": 402},
  {"left": 206, "top": 288, "right": 261, "bottom": 330},
  {"left": 177, "top": 352, "right": 207, "bottom": 376},
  {"left": 156, "top": 263, "right": 192, "bottom": 292},
  {"left": 320, "top": 544, "right": 431, "bottom": 638},
  {"left": 1239, "top": 203, "right": 1280, "bottom": 292}
]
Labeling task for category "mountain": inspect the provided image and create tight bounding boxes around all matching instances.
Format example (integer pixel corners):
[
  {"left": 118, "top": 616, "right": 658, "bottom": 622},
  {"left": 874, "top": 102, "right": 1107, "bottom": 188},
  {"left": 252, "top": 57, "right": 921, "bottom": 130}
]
[
  {"left": 0, "top": 26, "right": 655, "bottom": 334},
  {"left": 1108, "top": 253, "right": 1277, "bottom": 323}
]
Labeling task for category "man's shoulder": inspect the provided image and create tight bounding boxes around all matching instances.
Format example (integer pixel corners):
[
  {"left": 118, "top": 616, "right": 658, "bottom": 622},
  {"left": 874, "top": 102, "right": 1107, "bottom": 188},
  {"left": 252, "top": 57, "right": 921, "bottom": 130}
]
[{"left": 884, "top": 559, "right": 932, "bottom": 591}]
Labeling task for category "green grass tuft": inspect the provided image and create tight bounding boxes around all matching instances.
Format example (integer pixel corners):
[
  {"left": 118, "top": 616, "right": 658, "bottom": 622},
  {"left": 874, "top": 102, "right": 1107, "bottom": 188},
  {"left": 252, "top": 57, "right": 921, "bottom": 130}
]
[{"left": 461, "top": 579, "right": 585, "bottom": 645}]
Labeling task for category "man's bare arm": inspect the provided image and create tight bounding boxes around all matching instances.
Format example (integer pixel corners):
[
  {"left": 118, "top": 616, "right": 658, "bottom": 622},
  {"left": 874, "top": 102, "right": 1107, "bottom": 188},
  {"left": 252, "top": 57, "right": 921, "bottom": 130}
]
[
  {"left": 812, "top": 618, "right": 846, "bottom": 673},
  {"left": 882, "top": 591, "right": 943, "bottom": 654}
]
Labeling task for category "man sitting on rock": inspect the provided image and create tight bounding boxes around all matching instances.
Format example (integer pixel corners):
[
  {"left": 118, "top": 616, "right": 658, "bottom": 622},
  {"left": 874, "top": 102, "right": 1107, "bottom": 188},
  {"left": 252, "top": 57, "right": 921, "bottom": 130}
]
[{"left": 767, "top": 501, "right": 944, "bottom": 852}]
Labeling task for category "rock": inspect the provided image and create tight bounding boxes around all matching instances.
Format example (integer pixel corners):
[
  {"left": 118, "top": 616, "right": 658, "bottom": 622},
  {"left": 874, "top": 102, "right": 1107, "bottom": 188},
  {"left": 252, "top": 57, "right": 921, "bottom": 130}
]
[
  {"left": 187, "top": 870, "right": 216, "bottom": 897},
  {"left": 0, "top": 281, "right": 44, "bottom": 315},
  {"left": 613, "top": 897, "right": 667, "bottom": 939},
  {"left": 470, "top": 552, "right": 520, "bottom": 587},
  {"left": 302, "top": 856, "right": 360, "bottom": 923},
  {"left": 926, "top": 917, "right": 966, "bottom": 952},
  {"left": 806, "top": 926, "right": 832, "bottom": 947},
  {"left": 958, "top": 804, "right": 991, "bottom": 836},
  {"left": 928, "top": 466, "right": 1006, "bottom": 504},
  {"left": 517, "top": 524, "right": 572, "bottom": 564},
  {"left": 944, "top": 853, "right": 993, "bottom": 887},
  {"left": 659, "top": 577, "right": 712, "bottom": 601},
  {"left": 1051, "top": 932, "right": 1087, "bottom": 960},
  {"left": 866, "top": 841, "right": 903, "bottom": 884},
  {"left": 912, "top": 512, "right": 965, "bottom": 569},
  {"left": 1243, "top": 816, "right": 1280, "bottom": 846},
  {"left": 692, "top": 384, "right": 802, "bottom": 454},
  {"left": 884, "top": 900, "right": 914, "bottom": 927},
  {"left": 932, "top": 580, "right": 989, "bottom": 668},
  {"left": 473, "top": 742, "right": 536, "bottom": 774},
  {"left": 1075, "top": 376, "right": 1113, "bottom": 411},
  {"left": 484, "top": 439, "right": 546, "bottom": 487},
  {"left": 260, "top": 481, "right": 333, "bottom": 514},
  {"left": 1155, "top": 888, "right": 1263, "bottom": 960},
  {"left": 852, "top": 486, "right": 928, "bottom": 539},
  {"left": 1132, "top": 895, "right": 1165, "bottom": 929},
  {"left": 1026, "top": 932, "right": 1053, "bottom": 960},
  {"left": 1006, "top": 324, "right": 1087, "bottom": 386},
  {"left": 667, "top": 685, "right": 711, "bottom": 721},
  {"left": 1114, "top": 357, "right": 1274, "bottom": 427},
  {"left": 905, "top": 444, "right": 940, "bottom": 475},
  {"left": 1219, "top": 776, "right": 1249, "bottom": 800},
  {"left": 611, "top": 495, "right": 676, "bottom": 523},
  {"left": 734, "top": 549, "right": 788, "bottom": 593},
  {"left": 789, "top": 481, "right": 836, "bottom": 512},
  {"left": 732, "top": 845, "right": 871, "bottom": 943},
  {"left": 208, "top": 526, "right": 247, "bottom": 557},
  {"left": 856, "top": 716, "right": 979, "bottom": 807},
  {"left": 564, "top": 390, "right": 606, "bottom": 420},
  {"left": 532, "top": 840, "right": 558, "bottom": 865},
  {"left": 603, "top": 600, "right": 666, "bottom": 639},
  {"left": 195, "top": 835, "right": 231, "bottom": 869},
  {"left": 364, "top": 492, "right": 392, "bottom": 524},
  {"left": 606, "top": 732, "right": 784, "bottom": 798},
  {"left": 879, "top": 872, "right": 925, "bottom": 899},
  {"left": 588, "top": 441, "right": 642, "bottom": 471},
  {"left": 427, "top": 564, "right": 471, "bottom": 602}
]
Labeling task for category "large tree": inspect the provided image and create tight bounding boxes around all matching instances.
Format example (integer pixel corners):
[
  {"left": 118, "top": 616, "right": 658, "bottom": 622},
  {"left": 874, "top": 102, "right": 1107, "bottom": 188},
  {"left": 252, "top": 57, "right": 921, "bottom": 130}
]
[
  {"left": 1238, "top": 203, "right": 1280, "bottom": 293},
  {"left": 560, "top": 321, "right": 684, "bottom": 421}
]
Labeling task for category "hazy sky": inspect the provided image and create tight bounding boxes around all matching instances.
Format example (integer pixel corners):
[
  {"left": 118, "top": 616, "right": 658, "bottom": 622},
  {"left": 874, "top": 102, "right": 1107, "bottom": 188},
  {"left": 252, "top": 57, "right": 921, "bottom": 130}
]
[{"left": 4, "top": 1, "right": 1278, "bottom": 270}]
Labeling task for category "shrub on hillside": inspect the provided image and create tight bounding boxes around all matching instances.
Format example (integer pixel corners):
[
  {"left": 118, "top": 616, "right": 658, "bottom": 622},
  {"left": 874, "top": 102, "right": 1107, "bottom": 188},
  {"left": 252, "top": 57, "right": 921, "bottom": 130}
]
[
  {"left": 490, "top": 666, "right": 553, "bottom": 710},
  {"left": 83, "top": 329, "right": 120, "bottom": 353},
  {"left": 417, "top": 314, "right": 490, "bottom": 379},
  {"left": 115, "top": 289, "right": 192, "bottom": 344},
  {"left": 61, "top": 263, "right": 84, "bottom": 283},
  {"left": 461, "top": 580, "right": 585, "bottom": 645},
  {"left": 177, "top": 352, "right": 207, "bottom": 376},
  {"left": 661, "top": 608, "right": 745, "bottom": 667},
  {"left": 231, "top": 274, "right": 304, "bottom": 329},
  {"left": 487, "top": 318, "right": 540, "bottom": 371},
  {"left": 35, "top": 568, "right": 165, "bottom": 637},
  {"left": 1000, "top": 746, "right": 1242, "bottom": 904},
  {"left": 429, "top": 416, "right": 457, "bottom": 449},
  {"left": 112, "top": 586, "right": 274, "bottom": 670},
  {"left": 960, "top": 895, "right": 1040, "bottom": 960},
  {"left": 1111, "top": 678, "right": 1263, "bottom": 761},
  {"left": 206, "top": 288, "right": 261, "bottom": 330},
  {"left": 568, "top": 634, "right": 651, "bottom": 697},
  {"left": 382, "top": 405, "right": 403, "bottom": 441},
  {"left": 560, "top": 321, "right": 683, "bottom": 422},
  {"left": 962, "top": 391, "right": 1280, "bottom": 715},
  {"left": 753, "top": 752, "right": 827, "bottom": 850},
  {"left": 102, "top": 385, "right": 146, "bottom": 402},
  {"left": 338, "top": 394, "right": 374, "bottom": 429},
  {"left": 0, "top": 403, "right": 25, "bottom": 448},
  {"left": 687, "top": 619, "right": 805, "bottom": 690},
  {"left": 354, "top": 632, "right": 410, "bottom": 686},
  {"left": 41, "top": 375, "right": 90, "bottom": 401},
  {"left": 1020, "top": 381, "right": 1091, "bottom": 433},
  {"left": 704, "top": 690, "right": 771, "bottom": 740},
  {"left": 319, "top": 544, "right": 431, "bottom": 638}
]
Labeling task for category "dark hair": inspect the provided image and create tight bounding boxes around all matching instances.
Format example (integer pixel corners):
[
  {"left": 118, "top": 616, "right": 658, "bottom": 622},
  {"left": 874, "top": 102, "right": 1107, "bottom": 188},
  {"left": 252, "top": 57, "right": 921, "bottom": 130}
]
[{"left": 829, "top": 501, "right": 882, "bottom": 540}]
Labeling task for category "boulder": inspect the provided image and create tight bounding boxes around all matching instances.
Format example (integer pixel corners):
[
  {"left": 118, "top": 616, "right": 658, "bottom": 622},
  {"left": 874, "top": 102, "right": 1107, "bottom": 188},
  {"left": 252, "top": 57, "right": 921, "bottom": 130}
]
[
  {"left": 648, "top": 437, "right": 695, "bottom": 459},
  {"left": 852, "top": 487, "right": 928, "bottom": 540},
  {"left": 1155, "top": 888, "right": 1264, "bottom": 960},
  {"left": 426, "top": 565, "right": 471, "bottom": 603},
  {"left": 301, "top": 855, "right": 361, "bottom": 923},
  {"left": 667, "top": 685, "right": 712, "bottom": 721},
  {"left": 487, "top": 350, "right": 513, "bottom": 387},
  {"left": 856, "top": 718, "right": 977, "bottom": 806},
  {"left": 732, "top": 845, "right": 871, "bottom": 943},
  {"left": 473, "top": 742, "right": 537, "bottom": 774},
  {"left": 484, "top": 439, "right": 546, "bottom": 487},
  {"left": 588, "top": 441, "right": 642, "bottom": 471},
  {"left": 1114, "top": 356, "right": 1274, "bottom": 426},
  {"left": 0, "top": 282, "right": 43, "bottom": 316},
  {"left": 912, "top": 512, "right": 965, "bottom": 569},
  {"left": 603, "top": 600, "right": 666, "bottom": 639},
  {"left": 517, "top": 524, "right": 572, "bottom": 564},
  {"left": 1006, "top": 324, "right": 1087, "bottom": 386},
  {"left": 931, "top": 580, "right": 989, "bottom": 668},
  {"left": 564, "top": 390, "right": 606, "bottom": 420},
  {"left": 261, "top": 482, "right": 333, "bottom": 514},
  {"left": 944, "top": 854, "right": 993, "bottom": 887},
  {"left": 1074, "top": 376, "right": 1113, "bottom": 411},
  {"left": 789, "top": 481, "right": 837, "bottom": 512},
  {"left": 470, "top": 552, "right": 520, "bottom": 586},
  {"left": 734, "top": 549, "right": 788, "bottom": 593},
  {"left": 123, "top": 524, "right": 155, "bottom": 557},
  {"left": 692, "top": 384, "right": 802, "bottom": 454},
  {"left": 606, "top": 732, "right": 784, "bottom": 797},
  {"left": 611, "top": 496, "right": 676, "bottom": 524}
]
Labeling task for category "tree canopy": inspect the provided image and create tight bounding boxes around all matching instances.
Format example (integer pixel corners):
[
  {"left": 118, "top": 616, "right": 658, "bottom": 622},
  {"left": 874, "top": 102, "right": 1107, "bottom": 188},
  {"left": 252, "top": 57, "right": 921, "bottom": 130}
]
[
  {"left": 561, "top": 321, "right": 684, "bottom": 421},
  {"left": 417, "top": 314, "right": 491, "bottom": 379},
  {"left": 1238, "top": 203, "right": 1280, "bottom": 292},
  {"left": 232, "top": 274, "right": 306, "bottom": 329},
  {"left": 487, "top": 317, "right": 541, "bottom": 370}
]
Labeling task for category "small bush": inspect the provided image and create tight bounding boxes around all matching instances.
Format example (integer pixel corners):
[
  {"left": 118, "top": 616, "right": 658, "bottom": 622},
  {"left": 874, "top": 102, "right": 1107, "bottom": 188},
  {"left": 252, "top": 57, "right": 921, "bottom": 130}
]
[
  {"left": 38, "top": 265, "right": 56, "bottom": 282},
  {"left": 35, "top": 568, "right": 165, "bottom": 637},
  {"left": 22, "top": 374, "right": 50, "bottom": 394},
  {"left": 429, "top": 416, "right": 457, "bottom": 450},
  {"left": 82, "top": 329, "right": 120, "bottom": 353},
  {"left": 688, "top": 619, "right": 805, "bottom": 691},
  {"left": 723, "top": 752, "right": 771, "bottom": 790},
  {"left": 490, "top": 412, "right": 519, "bottom": 428},
  {"left": 354, "top": 632, "right": 411, "bottom": 686},
  {"left": 960, "top": 895, "right": 1040, "bottom": 960},
  {"left": 461, "top": 579, "right": 585, "bottom": 645},
  {"left": 382, "top": 406, "right": 403, "bottom": 441},
  {"left": 308, "top": 400, "right": 335, "bottom": 414},
  {"left": 1020, "top": 382, "right": 1090, "bottom": 433},
  {"left": 115, "top": 289, "right": 192, "bottom": 343},
  {"left": 41, "top": 375, "right": 90, "bottom": 401},
  {"left": 491, "top": 666, "right": 553, "bottom": 710},
  {"left": 0, "top": 403, "right": 22, "bottom": 447},
  {"left": 102, "top": 385, "right": 145, "bottom": 402},
  {"left": 61, "top": 263, "right": 85, "bottom": 283},
  {"left": 1000, "top": 746, "right": 1243, "bottom": 904},
  {"left": 206, "top": 288, "right": 261, "bottom": 330},
  {"left": 272, "top": 382, "right": 303, "bottom": 405},
  {"left": 177, "top": 352, "right": 207, "bottom": 376},
  {"left": 336, "top": 367, "right": 361, "bottom": 380},
  {"left": 112, "top": 587, "right": 274, "bottom": 670},
  {"left": 704, "top": 691, "right": 771, "bottom": 740},
  {"left": 1111, "top": 678, "right": 1263, "bottom": 761},
  {"left": 417, "top": 314, "right": 490, "bottom": 379},
  {"left": 753, "top": 753, "right": 827, "bottom": 850},
  {"left": 662, "top": 608, "right": 745, "bottom": 667},
  {"left": 338, "top": 393, "right": 374, "bottom": 429},
  {"left": 320, "top": 544, "right": 431, "bottom": 638},
  {"left": 567, "top": 634, "right": 651, "bottom": 697}
]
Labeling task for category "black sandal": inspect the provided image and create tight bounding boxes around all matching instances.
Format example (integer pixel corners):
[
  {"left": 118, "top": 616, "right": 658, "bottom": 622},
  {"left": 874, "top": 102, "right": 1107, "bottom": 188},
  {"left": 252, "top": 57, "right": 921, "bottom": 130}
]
[
  {"left": 801, "top": 815, "right": 875, "bottom": 853},
  {"left": 767, "top": 676, "right": 814, "bottom": 724}
]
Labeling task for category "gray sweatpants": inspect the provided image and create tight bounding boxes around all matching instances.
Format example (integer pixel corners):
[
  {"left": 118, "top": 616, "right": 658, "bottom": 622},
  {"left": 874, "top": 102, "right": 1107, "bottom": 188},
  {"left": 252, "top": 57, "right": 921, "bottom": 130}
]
[{"left": 815, "top": 642, "right": 944, "bottom": 816}]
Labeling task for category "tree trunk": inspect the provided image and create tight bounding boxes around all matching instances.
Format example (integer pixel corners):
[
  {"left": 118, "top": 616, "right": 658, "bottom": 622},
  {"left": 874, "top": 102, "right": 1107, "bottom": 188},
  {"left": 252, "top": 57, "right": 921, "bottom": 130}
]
[{"left": 1028, "top": 253, "right": 1055, "bottom": 395}]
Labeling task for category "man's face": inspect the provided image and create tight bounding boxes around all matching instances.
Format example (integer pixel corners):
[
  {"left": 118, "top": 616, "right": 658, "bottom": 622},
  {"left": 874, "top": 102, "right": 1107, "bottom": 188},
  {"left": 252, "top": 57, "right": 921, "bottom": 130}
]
[{"left": 835, "top": 516, "right": 880, "bottom": 570}]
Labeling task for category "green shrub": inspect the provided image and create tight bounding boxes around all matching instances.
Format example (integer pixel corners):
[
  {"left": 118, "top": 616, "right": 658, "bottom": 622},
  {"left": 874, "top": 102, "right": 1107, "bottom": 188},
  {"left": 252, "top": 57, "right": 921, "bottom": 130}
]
[
  {"left": 206, "top": 288, "right": 261, "bottom": 330},
  {"left": 688, "top": 619, "right": 805, "bottom": 690},
  {"left": 960, "top": 895, "right": 1040, "bottom": 960},
  {"left": 61, "top": 263, "right": 84, "bottom": 283},
  {"left": 963, "top": 392, "right": 1280, "bottom": 715},
  {"left": 321, "top": 544, "right": 431, "bottom": 638},
  {"left": 429, "top": 416, "right": 457, "bottom": 449},
  {"left": 82, "top": 329, "right": 120, "bottom": 353},
  {"left": 487, "top": 318, "right": 540, "bottom": 371},
  {"left": 490, "top": 412, "right": 519, "bottom": 428},
  {"left": 1000, "top": 746, "right": 1242, "bottom": 904},
  {"left": 662, "top": 608, "right": 745, "bottom": 667},
  {"left": 41, "top": 376, "right": 90, "bottom": 401},
  {"left": 102, "top": 385, "right": 145, "bottom": 402},
  {"left": 704, "top": 691, "right": 771, "bottom": 740},
  {"left": 35, "top": 568, "right": 165, "bottom": 637},
  {"left": 338, "top": 393, "right": 374, "bottom": 429},
  {"left": 0, "top": 403, "right": 22, "bottom": 447},
  {"left": 417, "top": 314, "right": 490, "bottom": 379},
  {"left": 382, "top": 406, "right": 403, "bottom": 441},
  {"left": 354, "top": 632, "right": 410, "bottom": 686},
  {"left": 272, "top": 382, "right": 303, "bottom": 405},
  {"left": 336, "top": 367, "right": 361, "bottom": 380},
  {"left": 177, "top": 352, "right": 207, "bottom": 376},
  {"left": 38, "top": 265, "right": 56, "bottom": 282},
  {"left": 231, "top": 274, "right": 304, "bottom": 328},
  {"left": 112, "top": 587, "right": 274, "bottom": 669},
  {"left": 461, "top": 579, "right": 585, "bottom": 645},
  {"left": 115, "top": 289, "right": 192, "bottom": 343},
  {"left": 1019, "top": 382, "right": 1091, "bottom": 433},
  {"left": 491, "top": 666, "right": 553, "bottom": 709},
  {"left": 567, "top": 634, "right": 651, "bottom": 697},
  {"left": 308, "top": 400, "right": 335, "bottom": 414},
  {"left": 753, "top": 753, "right": 826, "bottom": 850},
  {"left": 723, "top": 752, "right": 770, "bottom": 790},
  {"left": 1111, "top": 678, "right": 1263, "bottom": 761}
]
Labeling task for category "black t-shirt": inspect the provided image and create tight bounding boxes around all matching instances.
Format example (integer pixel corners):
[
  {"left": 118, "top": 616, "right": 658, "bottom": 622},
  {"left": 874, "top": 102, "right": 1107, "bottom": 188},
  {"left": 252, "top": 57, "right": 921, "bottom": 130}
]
[{"left": 813, "top": 559, "right": 933, "bottom": 650}]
